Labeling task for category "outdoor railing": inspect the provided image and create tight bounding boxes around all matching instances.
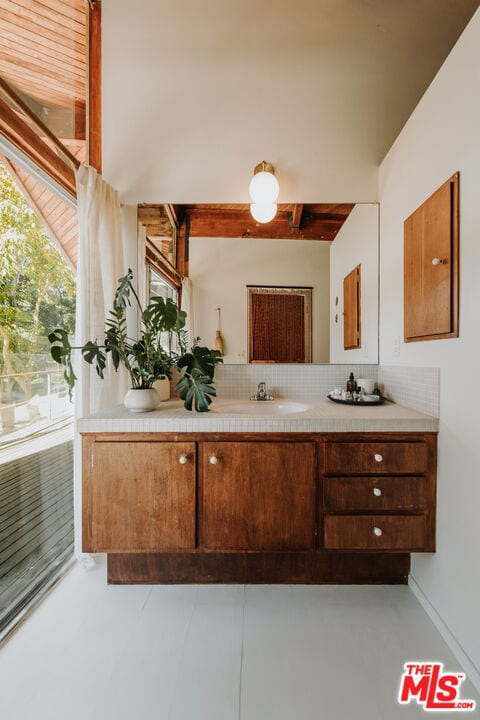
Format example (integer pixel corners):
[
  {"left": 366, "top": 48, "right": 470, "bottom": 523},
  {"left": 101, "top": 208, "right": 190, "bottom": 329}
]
[{"left": 0, "top": 368, "right": 73, "bottom": 438}]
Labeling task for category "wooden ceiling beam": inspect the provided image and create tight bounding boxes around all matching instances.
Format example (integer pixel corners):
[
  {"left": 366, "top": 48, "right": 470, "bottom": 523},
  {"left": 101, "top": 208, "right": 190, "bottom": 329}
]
[
  {"left": 0, "top": 95, "right": 77, "bottom": 197},
  {"left": 165, "top": 203, "right": 182, "bottom": 228},
  {"left": 138, "top": 205, "right": 174, "bottom": 238},
  {"left": 88, "top": 0, "right": 101, "bottom": 171},
  {"left": 290, "top": 203, "right": 304, "bottom": 230},
  {"left": 187, "top": 208, "right": 343, "bottom": 241}
]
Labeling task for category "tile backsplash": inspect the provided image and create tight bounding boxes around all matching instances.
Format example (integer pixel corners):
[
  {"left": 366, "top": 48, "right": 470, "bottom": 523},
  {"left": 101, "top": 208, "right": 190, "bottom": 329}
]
[
  {"left": 210, "top": 364, "right": 379, "bottom": 399},
  {"left": 170, "top": 364, "right": 439, "bottom": 417},
  {"left": 377, "top": 365, "right": 439, "bottom": 417}
]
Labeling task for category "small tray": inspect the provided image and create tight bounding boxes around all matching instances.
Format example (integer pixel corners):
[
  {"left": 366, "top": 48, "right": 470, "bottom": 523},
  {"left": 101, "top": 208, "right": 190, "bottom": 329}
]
[{"left": 327, "top": 393, "right": 385, "bottom": 406}]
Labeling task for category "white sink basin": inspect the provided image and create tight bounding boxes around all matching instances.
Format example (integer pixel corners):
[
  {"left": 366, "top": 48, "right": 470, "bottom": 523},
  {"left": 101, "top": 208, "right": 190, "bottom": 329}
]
[{"left": 217, "top": 401, "right": 309, "bottom": 415}]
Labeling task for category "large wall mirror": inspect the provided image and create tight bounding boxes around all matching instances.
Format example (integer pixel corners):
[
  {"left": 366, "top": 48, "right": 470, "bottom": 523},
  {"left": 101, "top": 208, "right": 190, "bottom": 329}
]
[{"left": 138, "top": 203, "right": 379, "bottom": 365}]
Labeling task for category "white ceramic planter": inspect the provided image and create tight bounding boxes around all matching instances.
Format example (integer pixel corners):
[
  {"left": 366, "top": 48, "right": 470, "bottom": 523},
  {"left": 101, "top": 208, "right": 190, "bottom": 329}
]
[
  {"left": 153, "top": 377, "right": 170, "bottom": 402},
  {"left": 123, "top": 388, "right": 159, "bottom": 413}
]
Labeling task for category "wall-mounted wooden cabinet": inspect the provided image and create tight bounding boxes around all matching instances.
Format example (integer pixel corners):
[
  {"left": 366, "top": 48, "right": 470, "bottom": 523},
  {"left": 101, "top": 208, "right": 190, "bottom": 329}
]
[{"left": 404, "top": 173, "right": 459, "bottom": 342}]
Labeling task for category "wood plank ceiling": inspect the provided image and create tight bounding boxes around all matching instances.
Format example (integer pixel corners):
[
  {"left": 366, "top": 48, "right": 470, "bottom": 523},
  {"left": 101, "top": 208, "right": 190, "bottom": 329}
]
[
  {"left": 138, "top": 204, "right": 355, "bottom": 243},
  {"left": 0, "top": 0, "right": 87, "bottom": 269},
  {"left": 0, "top": 0, "right": 86, "bottom": 140}
]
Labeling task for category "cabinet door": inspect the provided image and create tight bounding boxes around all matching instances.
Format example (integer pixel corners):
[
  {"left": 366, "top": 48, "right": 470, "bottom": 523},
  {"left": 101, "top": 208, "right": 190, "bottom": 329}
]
[
  {"left": 202, "top": 442, "right": 316, "bottom": 551},
  {"left": 404, "top": 173, "right": 459, "bottom": 341},
  {"left": 83, "top": 441, "right": 196, "bottom": 552},
  {"left": 343, "top": 264, "right": 361, "bottom": 350}
]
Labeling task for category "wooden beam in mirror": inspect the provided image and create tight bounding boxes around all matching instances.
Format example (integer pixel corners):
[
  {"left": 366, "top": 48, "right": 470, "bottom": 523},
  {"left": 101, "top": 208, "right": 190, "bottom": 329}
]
[
  {"left": 138, "top": 203, "right": 177, "bottom": 268},
  {"left": 290, "top": 203, "right": 304, "bottom": 230},
  {"left": 182, "top": 203, "right": 354, "bottom": 241}
]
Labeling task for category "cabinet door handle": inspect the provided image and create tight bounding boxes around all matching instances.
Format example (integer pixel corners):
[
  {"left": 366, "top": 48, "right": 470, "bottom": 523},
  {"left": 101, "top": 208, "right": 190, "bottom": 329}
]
[
  {"left": 432, "top": 257, "right": 447, "bottom": 266},
  {"left": 374, "top": 453, "right": 383, "bottom": 462},
  {"left": 373, "top": 526, "right": 383, "bottom": 537},
  {"left": 373, "top": 487, "right": 382, "bottom": 497},
  {"left": 209, "top": 456, "right": 218, "bottom": 465},
  {"left": 179, "top": 455, "right": 188, "bottom": 465}
]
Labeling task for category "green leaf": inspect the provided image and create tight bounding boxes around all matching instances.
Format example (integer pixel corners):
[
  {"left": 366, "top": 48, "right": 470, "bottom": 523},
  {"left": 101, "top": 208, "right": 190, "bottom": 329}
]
[
  {"left": 48, "top": 328, "right": 76, "bottom": 399},
  {"left": 113, "top": 269, "right": 134, "bottom": 310},
  {"left": 176, "top": 345, "right": 223, "bottom": 380},
  {"left": 175, "top": 367, "right": 216, "bottom": 412}
]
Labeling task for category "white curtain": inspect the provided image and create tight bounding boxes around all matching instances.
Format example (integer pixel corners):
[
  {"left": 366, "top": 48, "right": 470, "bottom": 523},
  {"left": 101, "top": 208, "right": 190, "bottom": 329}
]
[
  {"left": 74, "top": 165, "right": 127, "bottom": 561},
  {"left": 75, "top": 164, "right": 127, "bottom": 417}
]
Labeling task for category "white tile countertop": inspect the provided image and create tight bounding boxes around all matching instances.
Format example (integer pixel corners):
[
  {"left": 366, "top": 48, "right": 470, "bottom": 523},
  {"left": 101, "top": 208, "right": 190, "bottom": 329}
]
[{"left": 77, "top": 397, "right": 439, "bottom": 433}]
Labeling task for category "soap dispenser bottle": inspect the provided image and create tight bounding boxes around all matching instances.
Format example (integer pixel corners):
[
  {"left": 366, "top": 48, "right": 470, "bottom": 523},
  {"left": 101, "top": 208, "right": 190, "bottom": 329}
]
[{"left": 346, "top": 372, "right": 357, "bottom": 393}]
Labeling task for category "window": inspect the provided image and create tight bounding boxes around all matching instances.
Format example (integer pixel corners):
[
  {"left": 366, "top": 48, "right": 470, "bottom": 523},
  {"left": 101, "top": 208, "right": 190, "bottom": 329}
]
[
  {"left": 148, "top": 264, "right": 179, "bottom": 304},
  {"left": 0, "top": 159, "right": 75, "bottom": 636}
]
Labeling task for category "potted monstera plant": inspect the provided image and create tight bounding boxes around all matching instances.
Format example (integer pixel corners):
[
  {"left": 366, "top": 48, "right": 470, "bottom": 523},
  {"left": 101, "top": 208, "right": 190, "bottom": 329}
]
[{"left": 48, "top": 269, "right": 222, "bottom": 412}]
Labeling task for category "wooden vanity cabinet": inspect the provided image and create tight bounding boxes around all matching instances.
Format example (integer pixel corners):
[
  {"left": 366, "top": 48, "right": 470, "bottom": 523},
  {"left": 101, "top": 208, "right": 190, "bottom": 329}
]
[
  {"left": 82, "top": 437, "right": 196, "bottom": 552},
  {"left": 82, "top": 431, "right": 436, "bottom": 583},
  {"left": 202, "top": 441, "right": 316, "bottom": 551}
]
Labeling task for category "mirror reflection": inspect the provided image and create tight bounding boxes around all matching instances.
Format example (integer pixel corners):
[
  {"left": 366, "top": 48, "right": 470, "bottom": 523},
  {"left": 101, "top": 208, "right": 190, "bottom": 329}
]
[{"left": 138, "top": 203, "right": 379, "bottom": 365}]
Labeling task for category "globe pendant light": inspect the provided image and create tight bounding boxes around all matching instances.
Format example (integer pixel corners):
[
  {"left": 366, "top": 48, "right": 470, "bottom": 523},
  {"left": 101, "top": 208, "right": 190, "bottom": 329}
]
[
  {"left": 249, "top": 161, "right": 279, "bottom": 223},
  {"left": 250, "top": 203, "right": 278, "bottom": 224}
]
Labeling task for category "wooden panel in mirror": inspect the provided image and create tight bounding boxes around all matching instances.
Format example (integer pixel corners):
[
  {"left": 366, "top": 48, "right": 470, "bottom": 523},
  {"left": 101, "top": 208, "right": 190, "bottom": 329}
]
[
  {"left": 343, "top": 264, "right": 361, "bottom": 350},
  {"left": 247, "top": 287, "right": 312, "bottom": 363}
]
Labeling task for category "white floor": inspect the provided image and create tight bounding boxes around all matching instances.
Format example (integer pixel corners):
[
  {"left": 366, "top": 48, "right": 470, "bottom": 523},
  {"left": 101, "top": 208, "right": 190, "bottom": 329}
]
[{"left": 0, "top": 559, "right": 478, "bottom": 720}]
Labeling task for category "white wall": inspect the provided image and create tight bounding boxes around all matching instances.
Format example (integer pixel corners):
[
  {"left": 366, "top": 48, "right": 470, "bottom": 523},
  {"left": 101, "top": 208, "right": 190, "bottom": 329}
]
[
  {"left": 329, "top": 204, "right": 379, "bottom": 363},
  {"left": 189, "top": 237, "right": 330, "bottom": 363},
  {"left": 101, "top": 0, "right": 392, "bottom": 203},
  {"left": 379, "top": 9, "right": 480, "bottom": 680}
]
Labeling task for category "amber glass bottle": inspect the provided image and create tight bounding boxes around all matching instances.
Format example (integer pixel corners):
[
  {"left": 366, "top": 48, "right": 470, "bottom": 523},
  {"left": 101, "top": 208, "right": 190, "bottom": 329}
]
[{"left": 346, "top": 372, "right": 357, "bottom": 393}]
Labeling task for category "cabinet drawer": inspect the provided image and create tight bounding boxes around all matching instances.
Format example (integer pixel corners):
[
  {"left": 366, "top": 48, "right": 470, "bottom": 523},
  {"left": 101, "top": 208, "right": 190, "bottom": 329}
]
[
  {"left": 324, "top": 515, "right": 427, "bottom": 551},
  {"left": 325, "top": 442, "right": 427, "bottom": 475},
  {"left": 324, "top": 476, "right": 427, "bottom": 512}
]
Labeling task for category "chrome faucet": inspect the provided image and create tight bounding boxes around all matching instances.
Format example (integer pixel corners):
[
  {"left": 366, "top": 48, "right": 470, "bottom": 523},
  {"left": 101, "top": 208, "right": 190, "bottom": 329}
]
[{"left": 250, "top": 382, "right": 274, "bottom": 401}]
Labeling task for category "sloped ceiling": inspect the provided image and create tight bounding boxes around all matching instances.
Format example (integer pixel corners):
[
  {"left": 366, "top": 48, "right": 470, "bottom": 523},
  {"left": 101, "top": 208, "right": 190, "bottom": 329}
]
[
  {"left": 0, "top": 0, "right": 86, "bottom": 141},
  {"left": 0, "top": 1, "right": 87, "bottom": 267}
]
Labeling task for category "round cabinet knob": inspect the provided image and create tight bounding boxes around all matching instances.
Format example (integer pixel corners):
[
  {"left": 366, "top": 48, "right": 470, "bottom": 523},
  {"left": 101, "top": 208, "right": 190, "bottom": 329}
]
[
  {"left": 373, "top": 487, "right": 382, "bottom": 497},
  {"left": 209, "top": 456, "right": 218, "bottom": 465},
  {"left": 373, "top": 526, "right": 383, "bottom": 537},
  {"left": 432, "top": 257, "right": 447, "bottom": 266},
  {"left": 179, "top": 455, "right": 188, "bottom": 465},
  {"left": 374, "top": 453, "right": 383, "bottom": 463}
]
